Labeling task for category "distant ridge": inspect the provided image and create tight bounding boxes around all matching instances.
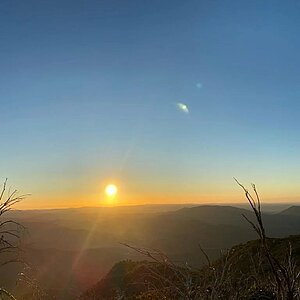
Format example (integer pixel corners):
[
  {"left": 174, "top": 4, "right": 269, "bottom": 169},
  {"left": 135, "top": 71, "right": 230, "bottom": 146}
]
[
  {"left": 168, "top": 205, "right": 254, "bottom": 226},
  {"left": 279, "top": 205, "right": 300, "bottom": 216}
]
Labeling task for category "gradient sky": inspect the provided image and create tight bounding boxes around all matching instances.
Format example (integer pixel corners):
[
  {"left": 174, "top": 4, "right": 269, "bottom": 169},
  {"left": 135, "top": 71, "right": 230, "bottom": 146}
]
[{"left": 1, "top": 0, "right": 300, "bottom": 208}]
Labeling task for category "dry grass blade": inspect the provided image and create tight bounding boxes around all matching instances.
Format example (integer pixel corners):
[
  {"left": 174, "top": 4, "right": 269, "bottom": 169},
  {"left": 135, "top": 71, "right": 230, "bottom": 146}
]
[
  {"left": 235, "top": 178, "right": 300, "bottom": 300},
  {"left": 0, "top": 179, "right": 28, "bottom": 299}
]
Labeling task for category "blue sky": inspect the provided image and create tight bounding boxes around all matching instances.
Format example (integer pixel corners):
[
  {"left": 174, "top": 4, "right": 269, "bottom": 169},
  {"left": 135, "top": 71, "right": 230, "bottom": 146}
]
[{"left": 1, "top": 0, "right": 300, "bottom": 207}]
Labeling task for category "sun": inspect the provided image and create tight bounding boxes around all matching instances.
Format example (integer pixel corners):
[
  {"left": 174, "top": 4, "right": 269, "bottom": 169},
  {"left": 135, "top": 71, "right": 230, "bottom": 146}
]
[{"left": 105, "top": 184, "right": 118, "bottom": 198}]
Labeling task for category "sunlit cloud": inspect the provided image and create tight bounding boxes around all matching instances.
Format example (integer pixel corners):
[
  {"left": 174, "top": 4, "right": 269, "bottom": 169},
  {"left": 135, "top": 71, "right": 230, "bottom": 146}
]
[{"left": 176, "top": 102, "right": 189, "bottom": 114}]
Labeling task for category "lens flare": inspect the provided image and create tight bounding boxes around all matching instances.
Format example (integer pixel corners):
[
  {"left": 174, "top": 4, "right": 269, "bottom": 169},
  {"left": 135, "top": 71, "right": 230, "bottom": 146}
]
[{"left": 176, "top": 102, "right": 189, "bottom": 114}]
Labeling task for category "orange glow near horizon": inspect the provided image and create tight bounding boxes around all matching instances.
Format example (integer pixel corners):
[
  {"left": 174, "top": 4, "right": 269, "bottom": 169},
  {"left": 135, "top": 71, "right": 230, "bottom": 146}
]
[
  {"left": 12, "top": 189, "right": 300, "bottom": 210},
  {"left": 7, "top": 177, "right": 300, "bottom": 210}
]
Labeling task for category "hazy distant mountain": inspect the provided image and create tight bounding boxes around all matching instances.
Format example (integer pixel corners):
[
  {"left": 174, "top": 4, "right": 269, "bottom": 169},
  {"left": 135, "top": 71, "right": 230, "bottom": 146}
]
[
  {"left": 167, "top": 205, "right": 255, "bottom": 225},
  {"left": 3, "top": 204, "right": 300, "bottom": 299},
  {"left": 278, "top": 205, "right": 300, "bottom": 216}
]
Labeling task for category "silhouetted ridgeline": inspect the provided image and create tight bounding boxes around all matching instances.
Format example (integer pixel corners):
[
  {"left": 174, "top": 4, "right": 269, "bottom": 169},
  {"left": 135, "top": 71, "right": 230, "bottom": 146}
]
[{"left": 279, "top": 206, "right": 300, "bottom": 216}]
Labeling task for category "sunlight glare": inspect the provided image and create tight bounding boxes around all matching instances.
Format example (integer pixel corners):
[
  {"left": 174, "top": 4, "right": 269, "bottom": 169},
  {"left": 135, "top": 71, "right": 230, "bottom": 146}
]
[{"left": 105, "top": 184, "right": 118, "bottom": 198}]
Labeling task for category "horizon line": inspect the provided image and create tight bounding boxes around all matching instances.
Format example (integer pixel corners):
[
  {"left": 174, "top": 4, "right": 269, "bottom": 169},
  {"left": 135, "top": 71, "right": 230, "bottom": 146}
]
[{"left": 9, "top": 202, "right": 300, "bottom": 211}]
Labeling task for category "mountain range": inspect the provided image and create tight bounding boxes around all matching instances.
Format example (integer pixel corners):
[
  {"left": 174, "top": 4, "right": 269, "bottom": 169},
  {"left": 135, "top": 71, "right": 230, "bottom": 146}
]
[{"left": 1, "top": 204, "right": 300, "bottom": 299}]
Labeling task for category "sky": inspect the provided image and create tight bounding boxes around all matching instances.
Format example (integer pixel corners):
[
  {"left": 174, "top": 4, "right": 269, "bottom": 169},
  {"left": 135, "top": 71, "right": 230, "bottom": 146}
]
[{"left": 1, "top": 0, "right": 300, "bottom": 208}]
